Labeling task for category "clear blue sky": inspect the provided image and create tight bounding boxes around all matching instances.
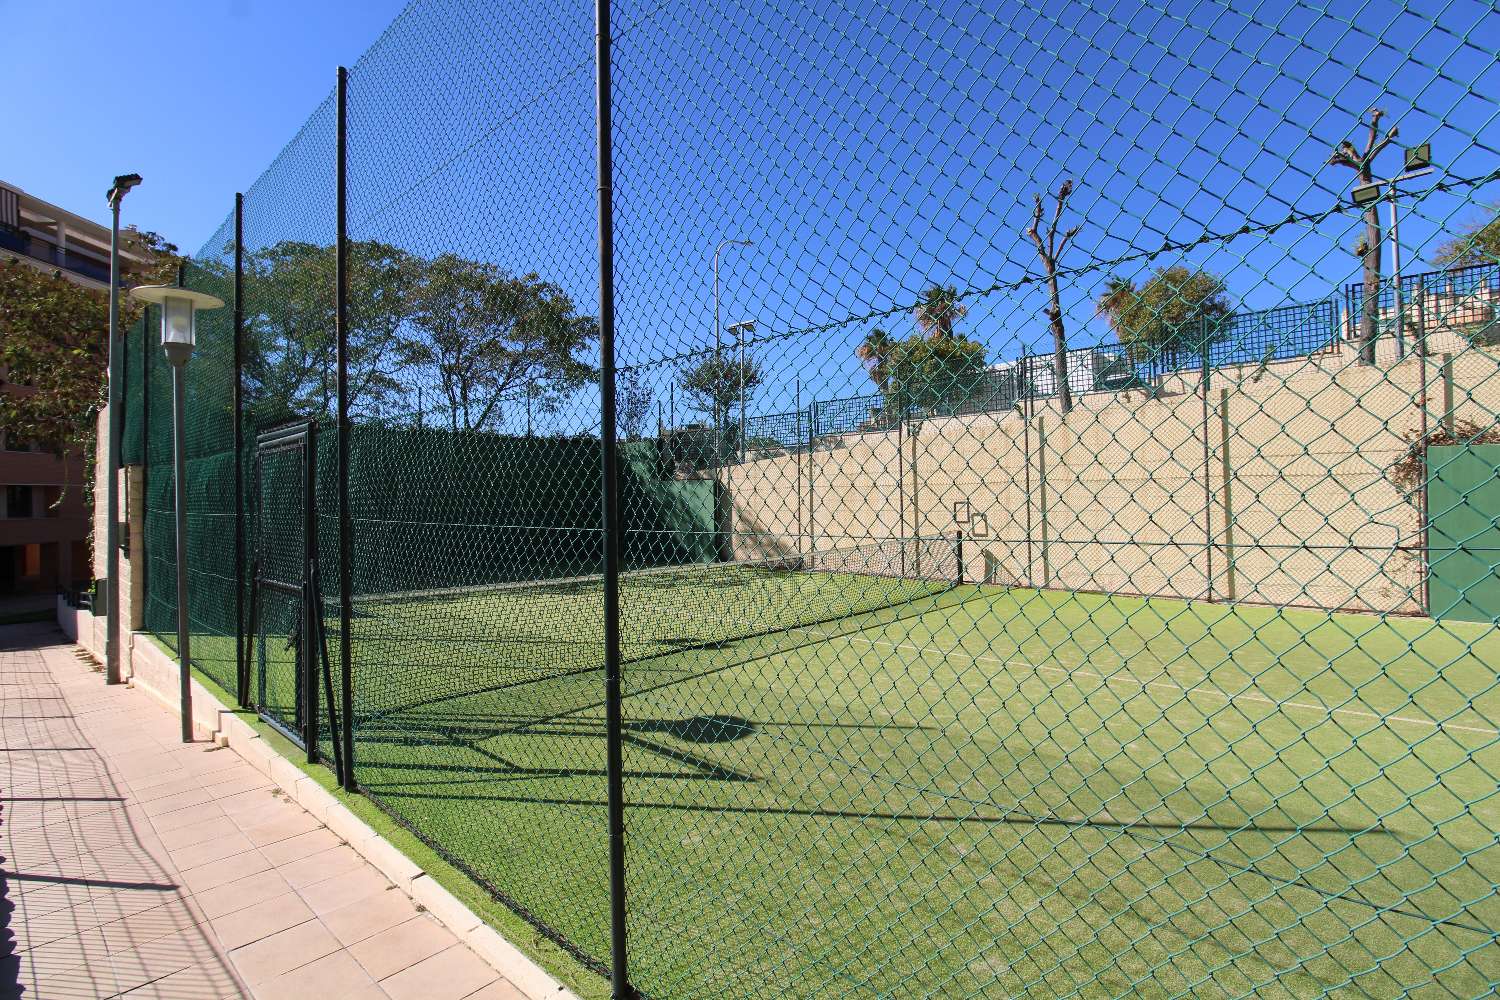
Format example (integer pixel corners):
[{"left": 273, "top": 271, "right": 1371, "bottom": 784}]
[
  {"left": 12, "top": 0, "right": 1492, "bottom": 429},
  {"left": 1, "top": 0, "right": 407, "bottom": 252}
]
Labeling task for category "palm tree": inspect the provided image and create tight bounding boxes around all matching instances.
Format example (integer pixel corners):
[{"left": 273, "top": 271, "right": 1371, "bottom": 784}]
[
  {"left": 914, "top": 285, "right": 967, "bottom": 341},
  {"left": 856, "top": 326, "right": 896, "bottom": 391}
]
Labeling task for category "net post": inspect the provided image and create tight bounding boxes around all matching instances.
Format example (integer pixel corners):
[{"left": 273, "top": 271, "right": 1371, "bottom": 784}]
[
  {"left": 1441, "top": 354, "right": 1455, "bottom": 435},
  {"left": 795, "top": 379, "right": 803, "bottom": 560},
  {"left": 1201, "top": 323, "right": 1214, "bottom": 601},
  {"left": 955, "top": 530, "right": 964, "bottom": 586},
  {"left": 335, "top": 64, "right": 356, "bottom": 791},
  {"left": 234, "top": 192, "right": 248, "bottom": 708},
  {"left": 1037, "top": 415, "right": 1050, "bottom": 588},
  {"left": 1219, "top": 387, "right": 1236, "bottom": 602},
  {"left": 595, "top": 0, "right": 632, "bottom": 994}
]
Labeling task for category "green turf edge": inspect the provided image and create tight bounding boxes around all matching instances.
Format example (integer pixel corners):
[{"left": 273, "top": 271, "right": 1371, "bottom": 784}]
[{"left": 141, "top": 633, "right": 610, "bottom": 1000}]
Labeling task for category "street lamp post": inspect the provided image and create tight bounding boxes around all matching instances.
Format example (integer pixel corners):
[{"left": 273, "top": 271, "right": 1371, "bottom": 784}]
[
  {"left": 1351, "top": 143, "right": 1434, "bottom": 360},
  {"left": 130, "top": 284, "right": 225, "bottom": 742},
  {"left": 713, "top": 239, "right": 752, "bottom": 445},
  {"left": 104, "top": 173, "right": 141, "bottom": 686},
  {"left": 728, "top": 319, "right": 756, "bottom": 460}
]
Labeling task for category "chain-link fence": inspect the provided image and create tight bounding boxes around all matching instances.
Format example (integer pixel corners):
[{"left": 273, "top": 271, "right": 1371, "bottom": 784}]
[{"left": 117, "top": 0, "right": 1500, "bottom": 996}]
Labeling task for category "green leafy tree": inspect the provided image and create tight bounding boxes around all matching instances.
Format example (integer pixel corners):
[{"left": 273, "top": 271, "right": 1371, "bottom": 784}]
[
  {"left": 1435, "top": 203, "right": 1500, "bottom": 267},
  {"left": 858, "top": 285, "right": 987, "bottom": 414},
  {"left": 678, "top": 353, "right": 763, "bottom": 426},
  {"left": 0, "top": 260, "right": 111, "bottom": 459},
  {"left": 914, "top": 284, "right": 967, "bottom": 340},
  {"left": 883, "top": 331, "right": 987, "bottom": 412},
  {"left": 0, "top": 227, "right": 180, "bottom": 467},
  {"left": 243, "top": 240, "right": 424, "bottom": 421},
  {"left": 405, "top": 254, "right": 597, "bottom": 431},
  {"left": 855, "top": 326, "right": 896, "bottom": 392},
  {"left": 1096, "top": 265, "right": 1231, "bottom": 365},
  {"left": 1328, "top": 107, "right": 1399, "bottom": 365}
]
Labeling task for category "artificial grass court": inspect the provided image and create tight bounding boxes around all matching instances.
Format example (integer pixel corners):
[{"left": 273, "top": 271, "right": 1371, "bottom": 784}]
[{"left": 218, "top": 577, "right": 1499, "bottom": 1000}]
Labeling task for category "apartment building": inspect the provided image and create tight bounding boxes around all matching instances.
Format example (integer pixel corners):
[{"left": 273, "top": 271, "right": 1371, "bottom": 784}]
[{"left": 0, "top": 181, "right": 116, "bottom": 596}]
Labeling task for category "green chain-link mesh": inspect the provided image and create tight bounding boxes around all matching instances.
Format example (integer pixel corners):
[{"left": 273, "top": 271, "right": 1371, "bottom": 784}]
[{"left": 120, "top": 0, "right": 1500, "bottom": 995}]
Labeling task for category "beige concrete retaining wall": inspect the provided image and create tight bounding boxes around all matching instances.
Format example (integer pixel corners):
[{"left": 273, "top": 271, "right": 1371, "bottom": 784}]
[{"left": 721, "top": 336, "right": 1500, "bottom": 614}]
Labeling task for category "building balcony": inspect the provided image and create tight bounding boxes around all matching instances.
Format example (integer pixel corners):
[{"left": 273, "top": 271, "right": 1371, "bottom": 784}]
[{"left": 0, "top": 224, "right": 110, "bottom": 283}]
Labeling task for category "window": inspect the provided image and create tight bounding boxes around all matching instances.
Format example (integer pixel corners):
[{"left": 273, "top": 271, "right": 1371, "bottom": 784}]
[{"left": 4, "top": 485, "right": 34, "bottom": 518}]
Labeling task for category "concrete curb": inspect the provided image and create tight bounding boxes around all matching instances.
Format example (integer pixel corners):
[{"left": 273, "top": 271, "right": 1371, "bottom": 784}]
[{"left": 120, "top": 633, "right": 583, "bottom": 1000}]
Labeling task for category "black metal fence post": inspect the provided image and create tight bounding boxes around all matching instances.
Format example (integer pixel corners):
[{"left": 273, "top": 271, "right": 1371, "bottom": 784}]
[
  {"left": 596, "top": 0, "right": 631, "bottom": 992},
  {"left": 336, "top": 65, "right": 357, "bottom": 791},
  {"left": 234, "top": 192, "right": 247, "bottom": 708}
]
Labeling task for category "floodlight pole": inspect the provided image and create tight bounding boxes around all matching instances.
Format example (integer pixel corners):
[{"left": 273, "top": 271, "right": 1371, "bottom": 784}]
[
  {"left": 104, "top": 174, "right": 140, "bottom": 686},
  {"left": 713, "top": 239, "right": 751, "bottom": 452},
  {"left": 1353, "top": 164, "right": 1432, "bottom": 360}
]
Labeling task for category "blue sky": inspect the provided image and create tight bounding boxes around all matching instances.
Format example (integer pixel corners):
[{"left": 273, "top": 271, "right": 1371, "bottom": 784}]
[
  {"left": 11, "top": 0, "right": 1495, "bottom": 429},
  {"left": 1, "top": 0, "right": 406, "bottom": 251}
]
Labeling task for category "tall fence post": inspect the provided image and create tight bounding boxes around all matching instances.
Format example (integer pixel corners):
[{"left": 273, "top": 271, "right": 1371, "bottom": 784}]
[
  {"left": 335, "top": 65, "right": 356, "bottom": 791},
  {"left": 594, "top": 3, "right": 632, "bottom": 996},
  {"left": 234, "top": 192, "right": 247, "bottom": 707}
]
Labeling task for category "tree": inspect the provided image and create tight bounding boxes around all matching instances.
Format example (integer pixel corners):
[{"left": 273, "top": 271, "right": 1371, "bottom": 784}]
[
  {"left": 678, "top": 353, "right": 763, "bottom": 427},
  {"left": 882, "top": 331, "right": 987, "bottom": 413},
  {"left": 0, "top": 223, "right": 181, "bottom": 476},
  {"left": 1435, "top": 203, "right": 1500, "bottom": 268},
  {"left": 1096, "top": 265, "right": 1231, "bottom": 366},
  {"left": 856, "top": 326, "right": 896, "bottom": 392},
  {"left": 243, "top": 240, "right": 424, "bottom": 421},
  {"left": 1027, "top": 179, "right": 1080, "bottom": 414},
  {"left": 856, "top": 284, "right": 987, "bottom": 414},
  {"left": 1329, "top": 107, "right": 1399, "bottom": 365},
  {"left": 405, "top": 254, "right": 596, "bottom": 431},
  {"left": 616, "top": 367, "right": 652, "bottom": 440},
  {"left": 0, "top": 260, "right": 111, "bottom": 460}
]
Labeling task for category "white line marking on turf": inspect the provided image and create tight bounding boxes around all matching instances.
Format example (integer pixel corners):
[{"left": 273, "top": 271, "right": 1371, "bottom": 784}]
[{"left": 789, "top": 628, "right": 1500, "bottom": 739}]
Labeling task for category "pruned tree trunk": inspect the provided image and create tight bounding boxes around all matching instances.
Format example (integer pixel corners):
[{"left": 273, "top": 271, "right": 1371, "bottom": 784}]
[
  {"left": 1028, "top": 180, "right": 1080, "bottom": 416},
  {"left": 1359, "top": 184, "right": 1383, "bottom": 366},
  {"left": 1046, "top": 277, "right": 1071, "bottom": 415},
  {"left": 1329, "top": 108, "right": 1396, "bottom": 367}
]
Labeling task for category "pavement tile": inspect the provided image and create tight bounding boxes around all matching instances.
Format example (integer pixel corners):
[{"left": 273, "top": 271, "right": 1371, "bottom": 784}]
[
  {"left": 322, "top": 887, "right": 421, "bottom": 946},
  {"left": 228, "top": 918, "right": 342, "bottom": 985},
  {"left": 253, "top": 949, "right": 380, "bottom": 1000},
  {"left": 349, "top": 914, "right": 458, "bottom": 981},
  {"left": 297, "top": 865, "right": 395, "bottom": 917},
  {"left": 192, "top": 868, "right": 294, "bottom": 920},
  {"left": 379, "top": 943, "right": 498, "bottom": 1000},
  {"left": 208, "top": 891, "right": 317, "bottom": 951}
]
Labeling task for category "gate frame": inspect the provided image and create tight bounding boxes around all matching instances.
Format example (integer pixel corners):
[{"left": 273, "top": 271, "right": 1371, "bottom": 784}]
[{"left": 248, "top": 420, "right": 321, "bottom": 761}]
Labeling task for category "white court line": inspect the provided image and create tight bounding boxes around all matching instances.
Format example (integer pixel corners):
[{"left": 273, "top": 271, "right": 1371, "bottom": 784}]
[{"left": 789, "top": 627, "right": 1500, "bottom": 739}]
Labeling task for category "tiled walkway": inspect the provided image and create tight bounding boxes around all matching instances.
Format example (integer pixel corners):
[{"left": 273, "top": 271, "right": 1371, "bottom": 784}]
[{"left": 1, "top": 623, "right": 525, "bottom": 1000}]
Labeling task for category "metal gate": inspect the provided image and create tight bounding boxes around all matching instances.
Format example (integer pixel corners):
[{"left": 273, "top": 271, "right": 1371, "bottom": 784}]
[{"left": 247, "top": 421, "right": 341, "bottom": 776}]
